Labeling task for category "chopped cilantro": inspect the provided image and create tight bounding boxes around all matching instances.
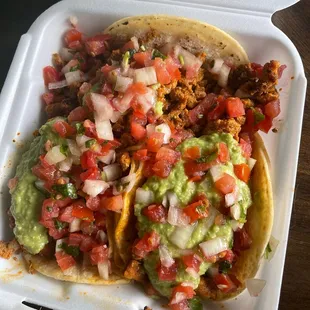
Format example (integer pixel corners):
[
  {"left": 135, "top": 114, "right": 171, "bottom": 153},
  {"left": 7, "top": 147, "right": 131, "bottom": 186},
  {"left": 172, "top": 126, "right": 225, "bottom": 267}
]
[
  {"left": 52, "top": 183, "right": 77, "bottom": 199},
  {"left": 196, "top": 151, "right": 217, "bottom": 163},
  {"left": 59, "top": 243, "right": 80, "bottom": 258},
  {"left": 196, "top": 204, "right": 207, "bottom": 215},
  {"left": 75, "top": 122, "right": 85, "bottom": 135},
  {"left": 219, "top": 260, "right": 232, "bottom": 274},
  {"left": 152, "top": 49, "right": 166, "bottom": 60},
  {"left": 82, "top": 83, "right": 101, "bottom": 106},
  {"left": 69, "top": 64, "right": 80, "bottom": 72},
  {"left": 85, "top": 139, "right": 96, "bottom": 149},
  {"left": 54, "top": 219, "right": 67, "bottom": 231},
  {"left": 188, "top": 298, "right": 203, "bottom": 310},
  {"left": 46, "top": 206, "right": 52, "bottom": 212},
  {"left": 60, "top": 144, "right": 68, "bottom": 156},
  {"left": 252, "top": 108, "right": 265, "bottom": 124},
  {"left": 128, "top": 48, "right": 136, "bottom": 58}
]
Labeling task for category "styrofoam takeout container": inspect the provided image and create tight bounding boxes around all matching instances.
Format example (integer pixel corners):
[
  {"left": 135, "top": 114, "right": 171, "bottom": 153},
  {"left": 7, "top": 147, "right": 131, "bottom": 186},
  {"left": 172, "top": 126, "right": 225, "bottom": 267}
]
[{"left": 0, "top": 0, "right": 307, "bottom": 309}]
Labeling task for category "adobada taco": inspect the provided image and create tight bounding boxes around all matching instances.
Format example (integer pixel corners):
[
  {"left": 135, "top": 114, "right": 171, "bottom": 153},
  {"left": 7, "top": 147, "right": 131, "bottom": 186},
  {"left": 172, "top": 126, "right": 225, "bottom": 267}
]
[{"left": 99, "top": 15, "right": 282, "bottom": 307}]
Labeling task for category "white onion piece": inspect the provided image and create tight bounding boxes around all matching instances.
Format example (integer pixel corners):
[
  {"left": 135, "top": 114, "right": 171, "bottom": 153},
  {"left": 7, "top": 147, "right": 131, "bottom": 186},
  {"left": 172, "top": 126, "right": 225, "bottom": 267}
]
[
  {"left": 45, "top": 145, "right": 66, "bottom": 165},
  {"left": 95, "top": 119, "right": 114, "bottom": 140},
  {"left": 231, "top": 220, "right": 244, "bottom": 232},
  {"left": 146, "top": 124, "right": 156, "bottom": 137},
  {"left": 62, "top": 59, "right": 79, "bottom": 74},
  {"left": 48, "top": 80, "right": 68, "bottom": 90},
  {"left": 230, "top": 203, "right": 241, "bottom": 220},
  {"left": 218, "top": 63, "right": 231, "bottom": 87},
  {"left": 134, "top": 66, "right": 157, "bottom": 85},
  {"left": 198, "top": 207, "right": 218, "bottom": 237},
  {"left": 97, "top": 230, "right": 108, "bottom": 244},
  {"left": 159, "top": 245, "right": 175, "bottom": 268},
  {"left": 83, "top": 180, "right": 109, "bottom": 197},
  {"left": 115, "top": 76, "right": 133, "bottom": 93},
  {"left": 59, "top": 157, "right": 73, "bottom": 172},
  {"left": 235, "top": 88, "right": 250, "bottom": 98},
  {"left": 170, "top": 292, "right": 187, "bottom": 305},
  {"left": 169, "top": 224, "right": 196, "bottom": 249},
  {"left": 209, "top": 58, "right": 224, "bottom": 74},
  {"left": 248, "top": 158, "right": 257, "bottom": 171},
  {"left": 186, "top": 267, "right": 200, "bottom": 279},
  {"left": 108, "top": 68, "right": 121, "bottom": 84},
  {"left": 76, "top": 135, "right": 92, "bottom": 152},
  {"left": 98, "top": 261, "right": 110, "bottom": 280},
  {"left": 246, "top": 279, "right": 266, "bottom": 297},
  {"left": 98, "top": 150, "right": 116, "bottom": 165},
  {"left": 60, "top": 48, "right": 74, "bottom": 62},
  {"left": 199, "top": 237, "right": 228, "bottom": 257},
  {"left": 65, "top": 70, "right": 83, "bottom": 85},
  {"left": 102, "top": 164, "right": 122, "bottom": 181},
  {"left": 55, "top": 238, "right": 67, "bottom": 252},
  {"left": 162, "top": 195, "right": 168, "bottom": 208},
  {"left": 135, "top": 87, "right": 155, "bottom": 113},
  {"left": 210, "top": 165, "right": 224, "bottom": 182},
  {"left": 168, "top": 205, "right": 190, "bottom": 227},
  {"left": 135, "top": 188, "right": 154, "bottom": 205},
  {"left": 167, "top": 191, "right": 180, "bottom": 208},
  {"left": 91, "top": 93, "right": 114, "bottom": 122},
  {"left": 67, "top": 139, "right": 81, "bottom": 156},
  {"left": 121, "top": 173, "right": 137, "bottom": 193},
  {"left": 155, "top": 123, "right": 171, "bottom": 144},
  {"left": 113, "top": 93, "right": 134, "bottom": 113},
  {"left": 69, "top": 218, "right": 81, "bottom": 232},
  {"left": 174, "top": 45, "right": 203, "bottom": 69},
  {"left": 131, "top": 36, "right": 139, "bottom": 51},
  {"left": 69, "top": 15, "right": 78, "bottom": 27},
  {"left": 225, "top": 186, "right": 239, "bottom": 207},
  {"left": 110, "top": 110, "right": 121, "bottom": 123}
]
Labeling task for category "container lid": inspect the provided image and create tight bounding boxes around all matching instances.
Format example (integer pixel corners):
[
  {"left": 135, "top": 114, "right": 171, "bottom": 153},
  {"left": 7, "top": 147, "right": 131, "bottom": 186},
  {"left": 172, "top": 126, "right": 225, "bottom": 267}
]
[{"left": 153, "top": 0, "right": 299, "bottom": 15}]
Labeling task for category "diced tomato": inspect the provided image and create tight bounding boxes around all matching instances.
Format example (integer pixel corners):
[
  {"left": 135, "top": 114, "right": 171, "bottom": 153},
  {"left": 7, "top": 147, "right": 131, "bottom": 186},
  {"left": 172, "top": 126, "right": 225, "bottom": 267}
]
[
  {"left": 214, "top": 173, "right": 236, "bottom": 194},
  {"left": 207, "top": 96, "right": 227, "bottom": 120},
  {"left": 41, "top": 198, "right": 60, "bottom": 220},
  {"left": 90, "top": 245, "right": 109, "bottom": 265},
  {"left": 184, "top": 160, "right": 216, "bottom": 178},
  {"left": 250, "top": 63, "right": 263, "bottom": 78},
  {"left": 152, "top": 160, "right": 172, "bottom": 178},
  {"left": 133, "top": 51, "right": 152, "bottom": 67},
  {"left": 233, "top": 228, "right": 252, "bottom": 253},
  {"left": 157, "top": 262, "right": 177, "bottom": 281},
  {"left": 80, "top": 167, "right": 101, "bottom": 182},
  {"left": 239, "top": 137, "right": 252, "bottom": 159},
  {"left": 72, "top": 205, "right": 94, "bottom": 222},
  {"left": 68, "top": 232, "right": 85, "bottom": 247},
  {"left": 132, "top": 111, "right": 147, "bottom": 126},
  {"left": 147, "top": 132, "right": 164, "bottom": 152},
  {"left": 43, "top": 66, "right": 60, "bottom": 86},
  {"left": 100, "top": 140, "right": 121, "bottom": 155},
  {"left": 169, "top": 300, "right": 190, "bottom": 310},
  {"left": 183, "top": 199, "right": 209, "bottom": 223},
  {"left": 32, "top": 163, "right": 57, "bottom": 182},
  {"left": 85, "top": 34, "right": 111, "bottom": 56},
  {"left": 156, "top": 147, "right": 181, "bottom": 164},
  {"left": 225, "top": 97, "right": 245, "bottom": 118},
  {"left": 221, "top": 249, "right": 235, "bottom": 264},
  {"left": 147, "top": 109, "right": 157, "bottom": 124},
  {"left": 165, "top": 56, "right": 181, "bottom": 81},
  {"left": 80, "top": 221, "right": 98, "bottom": 235},
  {"left": 257, "top": 115, "right": 273, "bottom": 133},
  {"left": 278, "top": 64, "right": 287, "bottom": 79},
  {"left": 131, "top": 121, "right": 146, "bottom": 140},
  {"left": 128, "top": 82, "right": 149, "bottom": 96},
  {"left": 169, "top": 129, "right": 194, "bottom": 149},
  {"left": 80, "top": 235, "right": 98, "bottom": 252},
  {"left": 48, "top": 226, "right": 68, "bottom": 240},
  {"left": 183, "top": 146, "right": 201, "bottom": 160},
  {"left": 264, "top": 99, "right": 280, "bottom": 119},
  {"left": 213, "top": 273, "right": 237, "bottom": 293},
  {"left": 234, "top": 163, "right": 251, "bottom": 183},
  {"left": 181, "top": 254, "right": 202, "bottom": 273},
  {"left": 142, "top": 204, "right": 167, "bottom": 223},
  {"left": 172, "top": 284, "right": 196, "bottom": 299},
  {"left": 86, "top": 195, "right": 101, "bottom": 211},
  {"left": 68, "top": 106, "right": 89, "bottom": 123},
  {"left": 218, "top": 142, "right": 230, "bottom": 163},
  {"left": 154, "top": 58, "right": 171, "bottom": 85},
  {"left": 134, "top": 149, "right": 149, "bottom": 161},
  {"left": 100, "top": 195, "right": 123, "bottom": 213},
  {"left": 143, "top": 158, "right": 155, "bottom": 178},
  {"left": 68, "top": 40, "right": 83, "bottom": 51},
  {"left": 94, "top": 212, "right": 106, "bottom": 227},
  {"left": 42, "top": 92, "right": 54, "bottom": 105},
  {"left": 132, "top": 230, "right": 160, "bottom": 259},
  {"left": 55, "top": 251, "right": 76, "bottom": 272},
  {"left": 65, "top": 29, "right": 82, "bottom": 45},
  {"left": 188, "top": 94, "right": 217, "bottom": 124},
  {"left": 101, "top": 64, "right": 117, "bottom": 77},
  {"left": 121, "top": 40, "right": 135, "bottom": 52},
  {"left": 58, "top": 206, "right": 74, "bottom": 223},
  {"left": 189, "top": 175, "right": 202, "bottom": 183},
  {"left": 80, "top": 151, "right": 97, "bottom": 170},
  {"left": 101, "top": 82, "right": 113, "bottom": 96},
  {"left": 53, "top": 121, "right": 75, "bottom": 138}
]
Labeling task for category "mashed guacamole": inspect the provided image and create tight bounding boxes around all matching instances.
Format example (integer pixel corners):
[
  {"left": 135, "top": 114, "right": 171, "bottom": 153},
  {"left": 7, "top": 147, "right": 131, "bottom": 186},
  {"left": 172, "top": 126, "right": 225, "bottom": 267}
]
[{"left": 135, "top": 133, "right": 252, "bottom": 297}]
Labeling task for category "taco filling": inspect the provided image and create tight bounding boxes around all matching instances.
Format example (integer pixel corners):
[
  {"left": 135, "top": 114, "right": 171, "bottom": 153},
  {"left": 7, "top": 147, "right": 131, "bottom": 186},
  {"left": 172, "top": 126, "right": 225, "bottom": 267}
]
[{"left": 8, "top": 14, "right": 281, "bottom": 306}]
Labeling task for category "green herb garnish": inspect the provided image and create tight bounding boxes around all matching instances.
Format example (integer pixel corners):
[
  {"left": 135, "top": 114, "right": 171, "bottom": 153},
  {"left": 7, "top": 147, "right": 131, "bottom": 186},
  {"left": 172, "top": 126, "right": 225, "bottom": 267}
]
[
  {"left": 188, "top": 298, "right": 203, "bottom": 310},
  {"left": 196, "top": 151, "right": 218, "bottom": 163},
  {"left": 60, "top": 144, "right": 69, "bottom": 156},
  {"left": 123, "top": 51, "right": 131, "bottom": 67},
  {"left": 85, "top": 139, "right": 96, "bottom": 148},
  {"left": 152, "top": 49, "right": 166, "bottom": 60},
  {"left": 46, "top": 206, "right": 52, "bottom": 212},
  {"left": 54, "top": 219, "right": 67, "bottom": 231},
  {"left": 69, "top": 64, "right": 80, "bottom": 72},
  {"left": 252, "top": 108, "right": 265, "bottom": 125},
  {"left": 75, "top": 122, "right": 85, "bottom": 135},
  {"left": 59, "top": 243, "right": 80, "bottom": 258},
  {"left": 219, "top": 260, "right": 232, "bottom": 274},
  {"left": 179, "top": 55, "right": 185, "bottom": 66},
  {"left": 52, "top": 183, "right": 77, "bottom": 199}
]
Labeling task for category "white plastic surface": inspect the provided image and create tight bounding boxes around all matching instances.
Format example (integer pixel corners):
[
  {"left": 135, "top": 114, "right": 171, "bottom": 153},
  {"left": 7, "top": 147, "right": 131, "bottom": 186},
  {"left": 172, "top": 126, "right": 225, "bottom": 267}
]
[{"left": 0, "top": 0, "right": 307, "bottom": 309}]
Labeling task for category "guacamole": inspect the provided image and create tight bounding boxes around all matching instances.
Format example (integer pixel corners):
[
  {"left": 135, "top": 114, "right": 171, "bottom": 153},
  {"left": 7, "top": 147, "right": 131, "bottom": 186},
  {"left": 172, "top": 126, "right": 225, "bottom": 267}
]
[
  {"left": 135, "top": 133, "right": 252, "bottom": 297},
  {"left": 10, "top": 118, "right": 66, "bottom": 254}
]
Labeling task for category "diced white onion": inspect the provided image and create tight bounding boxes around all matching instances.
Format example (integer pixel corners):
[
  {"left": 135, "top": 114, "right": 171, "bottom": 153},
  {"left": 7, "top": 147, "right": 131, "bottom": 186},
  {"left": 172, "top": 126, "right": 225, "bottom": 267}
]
[
  {"left": 210, "top": 165, "right": 224, "bottom": 182},
  {"left": 110, "top": 110, "right": 121, "bottom": 123},
  {"left": 55, "top": 238, "right": 67, "bottom": 252},
  {"left": 231, "top": 220, "right": 244, "bottom": 232},
  {"left": 135, "top": 87, "right": 156, "bottom": 113},
  {"left": 198, "top": 207, "right": 218, "bottom": 237},
  {"left": 159, "top": 245, "right": 175, "bottom": 268},
  {"left": 45, "top": 145, "right": 66, "bottom": 165},
  {"left": 169, "top": 224, "right": 196, "bottom": 249},
  {"left": 69, "top": 218, "right": 81, "bottom": 232},
  {"left": 72, "top": 155, "right": 80, "bottom": 165},
  {"left": 113, "top": 93, "right": 133, "bottom": 113},
  {"left": 170, "top": 292, "right": 187, "bottom": 305},
  {"left": 69, "top": 15, "right": 78, "bottom": 27},
  {"left": 174, "top": 45, "right": 203, "bottom": 69},
  {"left": 60, "top": 48, "right": 74, "bottom": 62},
  {"left": 98, "top": 261, "right": 110, "bottom": 280},
  {"left": 209, "top": 58, "right": 224, "bottom": 74},
  {"left": 62, "top": 59, "right": 79, "bottom": 74},
  {"left": 155, "top": 123, "right": 171, "bottom": 144},
  {"left": 115, "top": 76, "right": 133, "bottom": 93},
  {"left": 146, "top": 124, "right": 156, "bottom": 137},
  {"left": 218, "top": 63, "right": 231, "bottom": 88},
  {"left": 246, "top": 279, "right": 266, "bottom": 297},
  {"left": 95, "top": 119, "right": 114, "bottom": 140},
  {"left": 131, "top": 36, "right": 139, "bottom": 51},
  {"left": 76, "top": 135, "right": 92, "bottom": 152},
  {"left": 168, "top": 204, "right": 190, "bottom": 227},
  {"left": 102, "top": 163, "right": 122, "bottom": 181},
  {"left": 98, "top": 150, "right": 116, "bottom": 165},
  {"left": 91, "top": 93, "right": 114, "bottom": 122},
  {"left": 108, "top": 68, "right": 121, "bottom": 85},
  {"left": 121, "top": 173, "right": 137, "bottom": 193},
  {"left": 248, "top": 158, "right": 257, "bottom": 171},
  {"left": 67, "top": 139, "right": 81, "bottom": 156},
  {"left": 83, "top": 180, "right": 109, "bottom": 197},
  {"left": 97, "top": 230, "right": 108, "bottom": 244},
  {"left": 134, "top": 66, "right": 157, "bottom": 85},
  {"left": 186, "top": 267, "right": 200, "bottom": 279},
  {"left": 167, "top": 192, "right": 180, "bottom": 208},
  {"left": 48, "top": 80, "right": 68, "bottom": 90},
  {"left": 199, "top": 237, "right": 228, "bottom": 257},
  {"left": 59, "top": 157, "right": 73, "bottom": 172},
  {"left": 230, "top": 203, "right": 241, "bottom": 220},
  {"left": 225, "top": 186, "right": 239, "bottom": 207},
  {"left": 135, "top": 188, "right": 154, "bottom": 205},
  {"left": 65, "top": 70, "right": 83, "bottom": 85}
]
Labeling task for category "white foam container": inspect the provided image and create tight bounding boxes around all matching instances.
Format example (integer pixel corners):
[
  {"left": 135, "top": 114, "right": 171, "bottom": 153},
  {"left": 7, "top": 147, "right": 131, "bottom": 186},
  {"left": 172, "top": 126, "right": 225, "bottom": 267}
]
[{"left": 0, "top": 0, "right": 307, "bottom": 309}]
